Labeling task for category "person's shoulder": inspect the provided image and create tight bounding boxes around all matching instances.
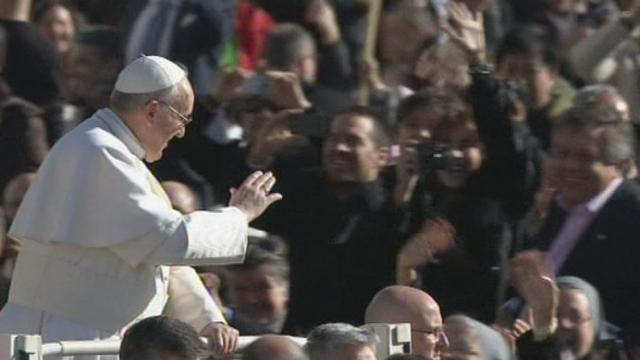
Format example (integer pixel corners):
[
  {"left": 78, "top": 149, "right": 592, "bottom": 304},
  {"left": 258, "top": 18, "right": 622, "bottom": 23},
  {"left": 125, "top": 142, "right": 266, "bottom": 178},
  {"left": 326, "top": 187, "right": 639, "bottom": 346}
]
[
  {"left": 51, "top": 117, "right": 134, "bottom": 162},
  {"left": 606, "top": 180, "right": 640, "bottom": 213}
]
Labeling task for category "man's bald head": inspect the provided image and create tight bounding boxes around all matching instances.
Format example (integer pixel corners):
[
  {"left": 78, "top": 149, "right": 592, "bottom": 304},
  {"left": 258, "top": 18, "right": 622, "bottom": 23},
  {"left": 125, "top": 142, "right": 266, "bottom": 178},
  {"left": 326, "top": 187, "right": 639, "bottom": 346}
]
[
  {"left": 366, "top": 286, "right": 440, "bottom": 326},
  {"left": 161, "top": 181, "right": 201, "bottom": 214},
  {"left": 242, "top": 335, "right": 308, "bottom": 360},
  {"left": 365, "top": 286, "right": 446, "bottom": 360}
]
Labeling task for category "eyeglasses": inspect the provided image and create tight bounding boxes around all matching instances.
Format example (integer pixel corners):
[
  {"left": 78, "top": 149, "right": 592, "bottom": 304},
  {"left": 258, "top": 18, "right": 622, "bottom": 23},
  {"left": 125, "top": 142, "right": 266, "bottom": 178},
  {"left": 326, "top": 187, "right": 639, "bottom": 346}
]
[
  {"left": 155, "top": 99, "right": 192, "bottom": 126},
  {"left": 412, "top": 327, "right": 449, "bottom": 345}
]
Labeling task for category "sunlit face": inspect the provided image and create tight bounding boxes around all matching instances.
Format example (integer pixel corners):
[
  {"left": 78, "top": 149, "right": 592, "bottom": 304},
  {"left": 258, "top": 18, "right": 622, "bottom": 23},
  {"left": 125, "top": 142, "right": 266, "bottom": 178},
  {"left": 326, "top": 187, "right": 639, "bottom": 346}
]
[
  {"left": 411, "top": 304, "right": 446, "bottom": 360},
  {"left": 434, "top": 122, "right": 483, "bottom": 189},
  {"left": 143, "top": 82, "right": 194, "bottom": 162},
  {"left": 36, "top": 5, "right": 75, "bottom": 55},
  {"left": 497, "top": 53, "right": 555, "bottom": 109},
  {"left": 556, "top": 289, "right": 596, "bottom": 359},
  {"left": 227, "top": 265, "right": 289, "bottom": 326},
  {"left": 548, "top": 127, "right": 621, "bottom": 207},
  {"left": 322, "top": 114, "right": 386, "bottom": 183}
]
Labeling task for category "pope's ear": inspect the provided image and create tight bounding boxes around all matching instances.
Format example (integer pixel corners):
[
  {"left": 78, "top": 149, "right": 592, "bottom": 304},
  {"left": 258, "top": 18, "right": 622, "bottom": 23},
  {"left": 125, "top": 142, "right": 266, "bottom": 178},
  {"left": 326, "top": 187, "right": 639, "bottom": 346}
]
[{"left": 142, "top": 99, "right": 161, "bottom": 125}]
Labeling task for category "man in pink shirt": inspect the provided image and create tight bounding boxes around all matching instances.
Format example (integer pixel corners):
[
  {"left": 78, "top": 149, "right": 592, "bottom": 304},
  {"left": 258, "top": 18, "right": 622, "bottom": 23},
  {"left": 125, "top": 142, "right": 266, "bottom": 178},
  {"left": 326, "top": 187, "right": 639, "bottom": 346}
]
[{"left": 516, "top": 104, "right": 640, "bottom": 358}]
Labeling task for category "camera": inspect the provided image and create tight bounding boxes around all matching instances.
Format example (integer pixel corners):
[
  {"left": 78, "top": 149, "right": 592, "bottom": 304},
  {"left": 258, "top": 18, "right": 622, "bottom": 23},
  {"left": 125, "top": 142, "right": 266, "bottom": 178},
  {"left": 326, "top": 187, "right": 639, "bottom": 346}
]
[
  {"left": 243, "top": 74, "right": 270, "bottom": 99},
  {"left": 416, "top": 141, "right": 450, "bottom": 171}
]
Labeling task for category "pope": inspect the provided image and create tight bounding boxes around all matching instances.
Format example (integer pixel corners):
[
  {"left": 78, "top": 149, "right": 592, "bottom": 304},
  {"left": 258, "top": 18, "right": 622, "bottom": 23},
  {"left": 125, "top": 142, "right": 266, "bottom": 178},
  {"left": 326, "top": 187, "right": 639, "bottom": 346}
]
[{"left": 0, "top": 55, "right": 282, "bottom": 358}]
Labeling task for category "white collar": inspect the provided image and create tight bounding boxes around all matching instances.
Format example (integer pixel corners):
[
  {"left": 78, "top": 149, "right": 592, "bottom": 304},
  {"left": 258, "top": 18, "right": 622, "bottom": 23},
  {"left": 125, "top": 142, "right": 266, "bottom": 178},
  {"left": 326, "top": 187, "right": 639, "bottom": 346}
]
[
  {"left": 583, "top": 177, "right": 623, "bottom": 213},
  {"left": 96, "top": 108, "right": 146, "bottom": 159}
]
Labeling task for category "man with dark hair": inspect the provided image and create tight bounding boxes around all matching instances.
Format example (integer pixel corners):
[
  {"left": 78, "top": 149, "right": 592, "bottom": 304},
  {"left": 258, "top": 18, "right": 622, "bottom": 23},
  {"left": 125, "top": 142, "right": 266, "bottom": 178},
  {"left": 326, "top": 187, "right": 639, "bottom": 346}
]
[
  {"left": 262, "top": 15, "right": 354, "bottom": 114},
  {"left": 256, "top": 107, "right": 400, "bottom": 331},
  {"left": 120, "top": 316, "right": 210, "bottom": 360},
  {"left": 495, "top": 26, "right": 576, "bottom": 149},
  {"left": 519, "top": 104, "right": 640, "bottom": 356},
  {"left": 225, "top": 235, "right": 293, "bottom": 335},
  {"left": 264, "top": 23, "right": 317, "bottom": 84}
]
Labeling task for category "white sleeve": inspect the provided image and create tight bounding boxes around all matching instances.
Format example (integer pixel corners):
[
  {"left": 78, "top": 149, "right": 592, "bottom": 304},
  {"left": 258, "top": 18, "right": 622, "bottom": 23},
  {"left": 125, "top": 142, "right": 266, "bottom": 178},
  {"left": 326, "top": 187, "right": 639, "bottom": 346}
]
[
  {"left": 163, "top": 265, "right": 226, "bottom": 332},
  {"left": 569, "top": 20, "right": 629, "bottom": 82},
  {"left": 111, "top": 207, "right": 247, "bottom": 267}
]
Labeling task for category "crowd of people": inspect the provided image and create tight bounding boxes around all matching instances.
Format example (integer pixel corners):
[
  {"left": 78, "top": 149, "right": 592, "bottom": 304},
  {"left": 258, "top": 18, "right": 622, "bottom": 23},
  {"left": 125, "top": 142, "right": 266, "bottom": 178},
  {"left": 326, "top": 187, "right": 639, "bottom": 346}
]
[{"left": 1, "top": 0, "right": 640, "bottom": 359}]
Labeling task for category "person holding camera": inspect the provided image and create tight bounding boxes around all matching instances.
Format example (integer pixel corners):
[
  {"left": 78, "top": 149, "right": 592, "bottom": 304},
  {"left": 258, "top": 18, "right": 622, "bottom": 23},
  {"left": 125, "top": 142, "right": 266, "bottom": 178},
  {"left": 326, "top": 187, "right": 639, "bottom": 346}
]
[
  {"left": 187, "top": 66, "right": 315, "bottom": 206},
  {"left": 393, "top": 83, "right": 542, "bottom": 323}
]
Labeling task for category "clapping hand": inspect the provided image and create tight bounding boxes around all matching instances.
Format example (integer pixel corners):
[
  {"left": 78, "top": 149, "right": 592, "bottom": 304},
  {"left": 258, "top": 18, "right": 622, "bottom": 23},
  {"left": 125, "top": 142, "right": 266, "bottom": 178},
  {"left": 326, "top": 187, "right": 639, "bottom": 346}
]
[
  {"left": 396, "top": 218, "right": 456, "bottom": 284},
  {"left": 399, "top": 217, "right": 456, "bottom": 266}
]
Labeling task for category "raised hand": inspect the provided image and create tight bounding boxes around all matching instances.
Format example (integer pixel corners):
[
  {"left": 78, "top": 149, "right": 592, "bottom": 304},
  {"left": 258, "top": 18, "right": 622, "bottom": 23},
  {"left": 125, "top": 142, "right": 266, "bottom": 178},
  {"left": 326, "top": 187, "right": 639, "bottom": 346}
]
[
  {"left": 511, "top": 250, "right": 559, "bottom": 331},
  {"left": 442, "top": 1, "right": 486, "bottom": 63},
  {"left": 229, "top": 171, "right": 283, "bottom": 223},
  {"left": 247, "top": 109, "right": 307, "bottom": 168},
  {"left": 304, "top": 0, "right": 341, "bottom": 44}
]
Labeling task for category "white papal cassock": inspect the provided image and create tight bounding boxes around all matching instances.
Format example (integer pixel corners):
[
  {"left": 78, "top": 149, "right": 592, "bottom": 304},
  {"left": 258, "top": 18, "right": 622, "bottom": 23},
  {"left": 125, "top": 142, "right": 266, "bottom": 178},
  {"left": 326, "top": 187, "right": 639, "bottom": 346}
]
[{"left": 0, "top": 108, "right": 248, "bottom": 359}]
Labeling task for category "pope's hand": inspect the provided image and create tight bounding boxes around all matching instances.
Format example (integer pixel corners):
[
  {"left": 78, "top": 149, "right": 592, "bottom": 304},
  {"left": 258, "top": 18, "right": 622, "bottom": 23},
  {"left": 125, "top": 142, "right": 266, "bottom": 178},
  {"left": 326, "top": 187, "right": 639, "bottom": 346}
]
[
  {"left": 229, "top": 171, "right": 283, "bottom": 223},
  {"left": 200, "top": 322, "right": 239, "bottom": 356}
]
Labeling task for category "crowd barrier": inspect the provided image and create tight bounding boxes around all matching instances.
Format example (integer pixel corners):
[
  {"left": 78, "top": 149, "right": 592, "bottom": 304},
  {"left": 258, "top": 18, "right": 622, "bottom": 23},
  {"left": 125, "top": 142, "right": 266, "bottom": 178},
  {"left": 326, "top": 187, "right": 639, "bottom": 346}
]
[
  {"left": 1, "top": 323, "right": 411, "bottom": 359},
  {"left": 0, "top": 335, "right": 306, "bottom": 359}
]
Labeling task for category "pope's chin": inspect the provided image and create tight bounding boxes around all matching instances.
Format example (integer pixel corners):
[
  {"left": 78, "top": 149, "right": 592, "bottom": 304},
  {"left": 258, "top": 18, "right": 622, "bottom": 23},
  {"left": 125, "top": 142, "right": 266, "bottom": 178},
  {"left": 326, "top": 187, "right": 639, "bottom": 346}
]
[{"left": 144, "top": 147, "right": 165, "bottom": 163}]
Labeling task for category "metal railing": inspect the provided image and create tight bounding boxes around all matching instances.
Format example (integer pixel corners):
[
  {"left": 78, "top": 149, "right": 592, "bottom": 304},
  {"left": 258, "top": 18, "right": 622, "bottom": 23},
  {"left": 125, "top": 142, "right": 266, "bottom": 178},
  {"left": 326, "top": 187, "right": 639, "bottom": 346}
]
[{"left": 0, "top": 334, "right": 307, "bottom": 359}]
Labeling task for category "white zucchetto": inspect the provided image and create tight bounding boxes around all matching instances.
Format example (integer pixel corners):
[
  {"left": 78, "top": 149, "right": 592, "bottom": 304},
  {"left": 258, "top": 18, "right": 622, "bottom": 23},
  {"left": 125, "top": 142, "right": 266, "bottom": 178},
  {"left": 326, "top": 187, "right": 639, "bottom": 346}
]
[{"left": 114, "top": 55, "right": 186, "bottom": 94}]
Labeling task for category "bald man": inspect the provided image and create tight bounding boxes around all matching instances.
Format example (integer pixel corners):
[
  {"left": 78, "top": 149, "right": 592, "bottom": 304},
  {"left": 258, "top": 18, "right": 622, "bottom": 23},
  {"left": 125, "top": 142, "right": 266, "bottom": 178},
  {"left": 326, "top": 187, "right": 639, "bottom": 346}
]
[
  {"left": 365, "top": 286, "right": 448, "bottom": 360},
  {"left": 161, "top": 181, "right": 202, "bottom": 214},
  {"left": 242, "top": 335, "right": 308, "bottom": 360}
]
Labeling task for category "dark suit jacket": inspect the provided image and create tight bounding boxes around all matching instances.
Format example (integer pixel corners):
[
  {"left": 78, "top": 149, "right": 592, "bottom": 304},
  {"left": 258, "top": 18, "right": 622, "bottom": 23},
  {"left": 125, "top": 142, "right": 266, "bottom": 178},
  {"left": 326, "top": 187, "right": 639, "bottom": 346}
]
[{"left": 532, "top": 180, "right": 640, "bottom": 347}]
